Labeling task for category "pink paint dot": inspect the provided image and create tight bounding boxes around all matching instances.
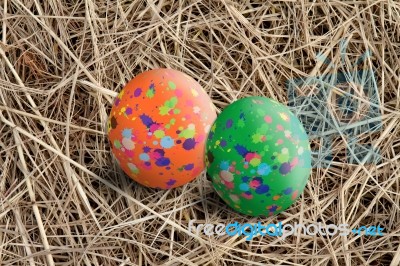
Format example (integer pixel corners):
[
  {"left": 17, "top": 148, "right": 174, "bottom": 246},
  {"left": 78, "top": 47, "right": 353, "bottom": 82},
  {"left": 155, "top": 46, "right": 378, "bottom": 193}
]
[
  {"left": 277, "top": 124, "right": 284, "bottom": 131},
  {"left": 249, "top": 180, "right": 261, "bottom": 188},
  {"left": 264, "top": 116, "right": 272, "bottom": 123},
  {"left": 242, "top": 193, "right": 253, "bottom": 199},
  {"left": 175, "top": 89, "right": 183, "bottom": 97},
  {"left": 276, "top": 139, "right": 283, "bottom": 145},
  {"left": 193, "top": 167, "right": 201, "bottom": 175},
  {"left": 245, "top": 153, "right": 257, "bottom": 162},
  {"left": 291, "top": 190, "right": 299, "bottom": 200},
  {"left": 195, "top": 134, "right": 205, "bottom": 143},
  {"left": 151, "top": 152, "right": 163, "bottom": 160},
  {"left": 290, "top": 157, "right": 299, "bottom": 167},
  {"left": 224, "top": 181, "right": 234, "bottom": 189},
  {"left": 125, "top": 150, "right": 134, "bottom": 157},
  {"left": 149, "top": 124, "right": 161, "bottom": 133}
]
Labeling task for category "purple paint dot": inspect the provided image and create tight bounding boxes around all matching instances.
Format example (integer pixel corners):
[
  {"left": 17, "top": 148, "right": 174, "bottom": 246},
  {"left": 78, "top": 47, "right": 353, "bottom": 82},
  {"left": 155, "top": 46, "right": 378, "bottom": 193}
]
[
  {"left": 125, "top": 107, "right": 133, "bottom": 115},
  {"left": 279, "top": 162, "right": 292, "bottom": 175},
  {"left": 234, "top": 144, "right": 248, "bottom": 157},
  {"left": 143, "top": 146, "right": 151, "bottom": 153},
  {"left": 166, "top": 179, "right": 176, "bottom": 186},
  {"left": 269, "top": 205, "right": 278, "bottom": 212},
  {"left": 140, "top": 114, "right": 154, "bottom": 128},
  {"left": 176, "top": 140, "right": 182, "bottom": 144},
  {"left": 183, "top": 138, "right": 196, "bottom": 150},
  {"left": 154, "top": 149, "right": 165, "bottom": 157},
  {"left": 220, "top": 140, "right": 227, "bottom": 147},
  {"left": 145, "top": 162, "right": 151, "bottom": 166},
  {"left": 226, "top": 119, "right": 233, "bottom": 128},
  {"left": 184, "top": 163, "right": 194, "bottom": 170},
  {"left": 166, "top": 167, "right": 171, "bottom": 170},
  {"left": 242, "top": 176, "right": 250, "bottom": 182},
  {"left": 283, "top": 187, "right": 293, "bottom": 195},
  {"left": 114, "top": 98, "right": 120, "bottom": 106},
  {"left": 156, "top": 157, "right": 170, "bottom": 167},
  {"left": 134, "top": 88, "right": 142, "bottom": 97},
  {"left": 255, "top": 184, "right": 270, "bottom": 194}
]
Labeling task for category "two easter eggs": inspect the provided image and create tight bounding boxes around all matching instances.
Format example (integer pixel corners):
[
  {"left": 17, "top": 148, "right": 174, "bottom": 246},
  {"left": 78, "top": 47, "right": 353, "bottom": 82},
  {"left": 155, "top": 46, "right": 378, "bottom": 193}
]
[{"left": 107, "top": 69, "right": 311, "bottom": 216}]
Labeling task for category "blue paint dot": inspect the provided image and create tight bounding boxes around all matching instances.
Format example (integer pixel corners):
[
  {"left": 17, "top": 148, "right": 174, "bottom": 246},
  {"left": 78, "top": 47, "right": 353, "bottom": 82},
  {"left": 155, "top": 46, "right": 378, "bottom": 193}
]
[
  {"left": 257, "top": 163, "right": 272, "bottom": 176},
  {"left": 139, "top": 153, "right": 150, "bottom": 161},
  {"left": 242, "top": 176, "right": 250, "bottom": 182},
  {"left": 156, "top": 157, "right": 170, "bottom": 167},
  {"left": 220, "top": 161, "right": 230, "bottom": 170},
  {"left": 122, "top": 129, "right": 132, "bottom": 138},
  {"left": 239, "top": 183, "right": 249, "bottom": 191},
  {"left": 161, "top": 136, "right": 174, "bottom": 148},
  {"left": 255, "top": 185, "right": 270, "bottom": 194}
]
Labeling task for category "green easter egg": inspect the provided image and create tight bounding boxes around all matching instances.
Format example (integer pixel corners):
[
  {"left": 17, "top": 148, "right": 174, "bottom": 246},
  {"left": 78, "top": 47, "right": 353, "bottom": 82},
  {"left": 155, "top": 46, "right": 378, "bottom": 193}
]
[{"left": 205, "top": 97, "right": 312, "bottom": 216}]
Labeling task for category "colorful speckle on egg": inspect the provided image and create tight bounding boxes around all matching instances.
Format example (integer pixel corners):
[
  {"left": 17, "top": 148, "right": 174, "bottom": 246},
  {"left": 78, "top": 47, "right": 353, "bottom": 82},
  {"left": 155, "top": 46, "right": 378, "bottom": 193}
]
[
  {"left": 205, "top": 96, "right": 311, "bottom": 216},
  {"left": 107, "top": 68, "right": 216, "bottom": 189}
]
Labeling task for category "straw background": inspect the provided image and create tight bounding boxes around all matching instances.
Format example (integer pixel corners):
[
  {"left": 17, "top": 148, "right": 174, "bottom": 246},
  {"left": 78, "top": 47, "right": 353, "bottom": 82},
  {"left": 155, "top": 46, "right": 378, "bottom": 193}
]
[{"left": 1, "top": 0, "right": 399, "bottom": 265}]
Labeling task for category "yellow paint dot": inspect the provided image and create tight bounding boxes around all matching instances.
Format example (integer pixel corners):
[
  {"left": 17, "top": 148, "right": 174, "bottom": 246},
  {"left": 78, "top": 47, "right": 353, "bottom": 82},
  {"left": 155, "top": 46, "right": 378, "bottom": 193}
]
[{"left": 191, "top": 88, "right": 199, "bottom": 97}]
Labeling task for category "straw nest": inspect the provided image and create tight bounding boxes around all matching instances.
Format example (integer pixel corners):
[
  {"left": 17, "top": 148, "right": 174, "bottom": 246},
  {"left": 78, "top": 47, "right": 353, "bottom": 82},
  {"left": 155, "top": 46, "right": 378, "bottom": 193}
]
[{"left": 0, "top": 1, "right": 399, "bottom": 265}]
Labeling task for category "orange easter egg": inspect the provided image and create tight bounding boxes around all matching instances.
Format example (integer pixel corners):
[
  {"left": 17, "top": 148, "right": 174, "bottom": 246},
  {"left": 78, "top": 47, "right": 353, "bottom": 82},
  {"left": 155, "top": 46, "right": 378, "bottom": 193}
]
[{"left": 107, "top": 68, "right": 216, "bottom": 189}]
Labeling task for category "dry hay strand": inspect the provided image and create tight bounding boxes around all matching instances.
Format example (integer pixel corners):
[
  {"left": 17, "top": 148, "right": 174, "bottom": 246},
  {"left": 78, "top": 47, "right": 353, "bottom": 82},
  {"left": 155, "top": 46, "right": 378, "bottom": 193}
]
[{"left": 0, "top": 0, "right": 399, "bottom": 265}]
